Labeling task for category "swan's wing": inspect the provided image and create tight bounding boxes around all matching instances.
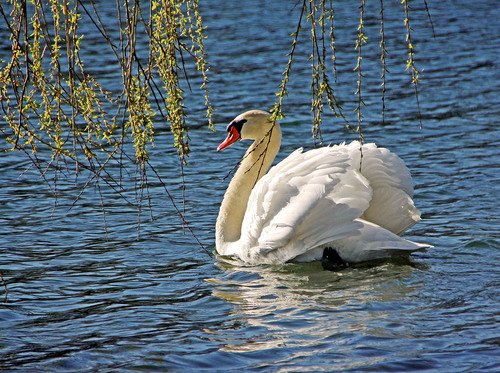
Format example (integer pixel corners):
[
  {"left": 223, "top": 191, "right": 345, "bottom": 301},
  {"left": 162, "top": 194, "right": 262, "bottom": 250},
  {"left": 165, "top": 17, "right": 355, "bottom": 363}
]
[
  {"left": 348, "top": 142, "right": 421, "bottom": 234},
  {"left": 361, "top": 186, "right": 421, "bottom": 235},
  {"left": 349, "top": 142, "right": 414, "bottom": 195},
  {"left": 239, "top": 146, "right": 372, "bottom": 263},
  {"left": 334, "top": 219, "right": 432, "bottom": 263}
]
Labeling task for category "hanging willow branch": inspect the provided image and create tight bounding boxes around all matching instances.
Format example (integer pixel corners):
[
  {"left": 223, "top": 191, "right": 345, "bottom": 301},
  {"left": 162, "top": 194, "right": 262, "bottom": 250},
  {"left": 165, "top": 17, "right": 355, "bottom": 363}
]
[
  {"left": 354, "top": 0, "right": 367, "bottom": 144},
  {"left": 0, "top": 0, "right": 213, "bottom": 166},
  {"left": 380, "top": 0, "right": 388, "bottom": 126},
  {"left": 402, "top": 0, "right": 423, "bottom": 128},
  {"left": 268, "top": 0, "right": 428, "bottom": 145},
  {"left": 270, "top": 0, "right": 346, "bottom": 144},
  {"left": 1, "top": 0, "right": 429, "bottom": 165},
  {"left": 0, "top": 0, "right": 214, "bottom": 249},
  {"left": 327, "top": 0, "right": 338, "bottom": 82},
  {"left": 269, "top": 0, "right": 307, "bottom": 125}
]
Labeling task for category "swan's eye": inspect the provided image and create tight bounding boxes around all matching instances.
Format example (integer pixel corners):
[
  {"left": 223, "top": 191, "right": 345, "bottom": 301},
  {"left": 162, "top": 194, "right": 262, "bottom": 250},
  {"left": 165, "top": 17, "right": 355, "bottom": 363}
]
[{"left": 226, "top": 118, "right": 247, "bottom": 134}]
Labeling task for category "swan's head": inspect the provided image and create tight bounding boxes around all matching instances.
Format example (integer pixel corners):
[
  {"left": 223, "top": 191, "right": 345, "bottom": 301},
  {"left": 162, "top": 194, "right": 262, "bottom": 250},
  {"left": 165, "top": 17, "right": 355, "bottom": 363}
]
[{"left": 217, "top": 110, "right": 273, "bottom": 152}]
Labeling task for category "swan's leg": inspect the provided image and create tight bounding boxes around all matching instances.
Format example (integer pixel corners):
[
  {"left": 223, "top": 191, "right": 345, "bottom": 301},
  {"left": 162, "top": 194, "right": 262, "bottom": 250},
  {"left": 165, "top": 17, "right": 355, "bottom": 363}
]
[{"left": 321, "top": 247, "right": 349, "bottom": 270}]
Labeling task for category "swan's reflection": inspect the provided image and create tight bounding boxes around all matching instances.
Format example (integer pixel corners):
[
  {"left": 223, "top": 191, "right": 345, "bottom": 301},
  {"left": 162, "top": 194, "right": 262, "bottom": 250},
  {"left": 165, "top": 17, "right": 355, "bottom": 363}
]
[{"left": 207, "top": 260, "right": 423, "bottom": 353}]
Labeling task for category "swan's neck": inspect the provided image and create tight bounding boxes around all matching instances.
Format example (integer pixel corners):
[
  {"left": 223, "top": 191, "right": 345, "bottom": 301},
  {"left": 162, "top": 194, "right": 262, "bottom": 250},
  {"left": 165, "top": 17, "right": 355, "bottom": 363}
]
[{"left": 216, "top": 125, "right": 281, "bottom": 255}]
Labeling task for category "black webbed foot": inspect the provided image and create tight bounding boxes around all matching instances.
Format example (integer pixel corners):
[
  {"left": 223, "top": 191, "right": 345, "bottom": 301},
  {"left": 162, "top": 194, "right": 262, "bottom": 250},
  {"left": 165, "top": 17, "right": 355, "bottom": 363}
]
[{"left": 321, "top": 247, "right": 349, "bottom": 271}]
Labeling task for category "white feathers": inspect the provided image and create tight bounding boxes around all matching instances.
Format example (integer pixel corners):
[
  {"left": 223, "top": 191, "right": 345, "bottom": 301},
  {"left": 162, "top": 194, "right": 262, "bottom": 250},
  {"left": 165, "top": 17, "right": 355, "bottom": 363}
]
[
  {"left": 362, "top": 186, "right": 421, "bottom": 235},
  {"left": 228, "top": 142, "right": 425, "bottom": 264},
  {"left": 216, "top": 111, "right": 428, "bottom": 265},
  {"left": 333, "top": 219, "right": 431, "bottom": 263}
]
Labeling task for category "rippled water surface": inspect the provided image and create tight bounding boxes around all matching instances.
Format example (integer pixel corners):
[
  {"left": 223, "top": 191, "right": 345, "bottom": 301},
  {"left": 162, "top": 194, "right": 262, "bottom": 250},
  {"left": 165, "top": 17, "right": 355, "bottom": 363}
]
[{"left": 1, "top": 0, "right": 499, "bottom": 371}]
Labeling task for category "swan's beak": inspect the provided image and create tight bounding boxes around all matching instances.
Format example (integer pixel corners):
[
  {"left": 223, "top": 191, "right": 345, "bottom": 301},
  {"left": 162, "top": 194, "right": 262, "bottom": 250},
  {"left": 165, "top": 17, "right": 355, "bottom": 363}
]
[{"left": 217, "top": 126, "right": 241, "bottom": 152}]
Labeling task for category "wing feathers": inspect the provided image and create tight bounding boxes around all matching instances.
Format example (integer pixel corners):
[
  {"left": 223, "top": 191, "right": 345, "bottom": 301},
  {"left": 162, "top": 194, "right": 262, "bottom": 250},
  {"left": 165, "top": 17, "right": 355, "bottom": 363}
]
[
  {"left": 334, "top": 219, "right": 431, "bottom": 263},
  {"left": 362, "top": 186, "right": 421, "bottom": 235},
  {"left": 235, "top": 141, "right": 426, "bottom": 264},
  {"left": 260, "top": 182, "right": 326, "bottom": 247}
]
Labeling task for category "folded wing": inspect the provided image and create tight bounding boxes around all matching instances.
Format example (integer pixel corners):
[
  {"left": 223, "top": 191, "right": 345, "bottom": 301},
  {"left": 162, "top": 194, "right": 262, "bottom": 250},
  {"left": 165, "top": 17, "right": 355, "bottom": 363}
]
[
  {"left": 238, "top": 146, "right": 371, "bottom": 263},
  {"left": 348, "top": 142, "right": 421, "bottom": 235},
  {"left": 236, "top": 142, "right": 424, "bottom": 264}
]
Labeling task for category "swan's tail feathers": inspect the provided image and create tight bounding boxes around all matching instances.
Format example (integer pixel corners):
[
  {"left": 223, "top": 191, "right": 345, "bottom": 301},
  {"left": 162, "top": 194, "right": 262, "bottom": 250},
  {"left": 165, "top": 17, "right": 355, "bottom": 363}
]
[
  {"left": 333, "top": 219, "right": 432, "bottom": 263},
  {"left": 361, "top": 186, "right": 421, "bottom": 235}
]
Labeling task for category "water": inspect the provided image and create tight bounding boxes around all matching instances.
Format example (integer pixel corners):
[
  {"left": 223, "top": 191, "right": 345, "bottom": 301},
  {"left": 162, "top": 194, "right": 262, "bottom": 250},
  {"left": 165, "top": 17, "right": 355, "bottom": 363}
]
[{"left": 1, "top": 0, "right": 499, "bottom": 370}]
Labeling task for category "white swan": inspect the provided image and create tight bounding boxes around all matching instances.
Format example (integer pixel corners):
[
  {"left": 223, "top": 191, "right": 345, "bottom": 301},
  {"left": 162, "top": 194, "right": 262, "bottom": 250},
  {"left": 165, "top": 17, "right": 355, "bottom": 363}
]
[{"left": 216, "top": 110, "right": 430, "bottom": 265}]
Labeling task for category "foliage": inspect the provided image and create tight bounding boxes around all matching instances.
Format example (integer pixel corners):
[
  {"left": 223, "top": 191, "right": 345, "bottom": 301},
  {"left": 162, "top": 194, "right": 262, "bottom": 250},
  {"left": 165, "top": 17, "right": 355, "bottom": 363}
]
[
  {"left": 269, "top": 0, "right": 429, "bottom": 145},
  {"left": 0, "top": 0, "right": 213, "bottom": 167},
  {"left": 0, "top": 0, "right": 429, "bottom": 165}
]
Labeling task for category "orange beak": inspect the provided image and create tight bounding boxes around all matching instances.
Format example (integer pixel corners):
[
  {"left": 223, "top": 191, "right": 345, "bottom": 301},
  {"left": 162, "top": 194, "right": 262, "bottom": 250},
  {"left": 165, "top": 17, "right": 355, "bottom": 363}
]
[{"left": 217, "top": 126, "right": 241, "bottom": 152}]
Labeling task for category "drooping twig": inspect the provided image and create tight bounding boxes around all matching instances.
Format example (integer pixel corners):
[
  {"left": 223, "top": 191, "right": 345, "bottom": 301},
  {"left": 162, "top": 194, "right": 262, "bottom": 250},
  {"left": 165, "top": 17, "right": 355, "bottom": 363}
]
[
  {"left": 309, "top": 0, "right": 324, "bottom": 145},
  {"left": 269, "top": 0, "right": 307, "bottom": 123},
  {"left": 402, "top": 0, "right": 423, "bottom": 129},
  {"left": 0, "top": 270, "right": 8, "bottom": 302},
  {"left": 422, "top": 0, "right": 436, "bottom": 39},
  {"left": 354, "top": 0, "right": 367, "bottom": 145},
  {"left": 327, "top": 0, "right": 338, "bottom": 82},
  {"left": 221, "top": 0, "right": 306, "bottom": 185},
  {"left": 146, "top": 160, "right": 209, "bottom": 256},
  {"left": 380, "top": 0, "right": 388, "bottom": 125}
]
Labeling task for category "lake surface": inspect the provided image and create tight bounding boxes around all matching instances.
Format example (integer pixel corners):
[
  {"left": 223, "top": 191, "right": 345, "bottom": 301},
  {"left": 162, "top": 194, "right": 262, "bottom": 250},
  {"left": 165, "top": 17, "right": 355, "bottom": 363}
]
[{"left": 1, "top": 0, "right": 499, "bottom": 371}]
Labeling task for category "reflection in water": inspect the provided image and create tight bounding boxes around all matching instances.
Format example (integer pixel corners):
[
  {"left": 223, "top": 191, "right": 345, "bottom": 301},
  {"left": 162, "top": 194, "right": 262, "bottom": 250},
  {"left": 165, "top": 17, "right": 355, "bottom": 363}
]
[{"left": 208, "top": 261, "right": 421, "bottom": 354}]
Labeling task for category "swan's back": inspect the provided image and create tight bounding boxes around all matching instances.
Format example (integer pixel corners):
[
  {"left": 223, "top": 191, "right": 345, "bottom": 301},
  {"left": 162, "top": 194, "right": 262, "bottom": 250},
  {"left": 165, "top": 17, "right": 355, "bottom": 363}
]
[
  {"left": 235, "top": 141, "right": 423, "bottom": 264},
  {"left": 347, "top": 142, "right": 421, "bottom": 235}
]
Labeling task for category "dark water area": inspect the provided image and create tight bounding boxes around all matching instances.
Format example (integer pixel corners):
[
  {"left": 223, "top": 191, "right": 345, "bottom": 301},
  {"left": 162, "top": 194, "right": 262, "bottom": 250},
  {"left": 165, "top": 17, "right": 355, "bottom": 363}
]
[{"left": 1, "top": 0, "right": 499, "bottom": 371}]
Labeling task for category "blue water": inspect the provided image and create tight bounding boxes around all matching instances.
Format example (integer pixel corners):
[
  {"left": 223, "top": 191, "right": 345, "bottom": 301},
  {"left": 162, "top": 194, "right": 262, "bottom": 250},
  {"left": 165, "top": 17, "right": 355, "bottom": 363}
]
[{"left": 1, "top": 0, "right": 499, "bottom": 370}]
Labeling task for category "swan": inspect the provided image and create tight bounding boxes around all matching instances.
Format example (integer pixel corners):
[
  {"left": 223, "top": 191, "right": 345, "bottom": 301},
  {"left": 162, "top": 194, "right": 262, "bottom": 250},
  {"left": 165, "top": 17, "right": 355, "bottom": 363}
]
[{"left": 216, "top": 110, "right": 430, "bottom": 265}]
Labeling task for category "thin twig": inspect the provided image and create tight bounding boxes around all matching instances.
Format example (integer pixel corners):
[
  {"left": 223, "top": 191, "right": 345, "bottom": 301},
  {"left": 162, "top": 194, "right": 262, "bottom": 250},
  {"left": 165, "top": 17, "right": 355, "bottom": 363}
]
[
  {"left": 222, "top": 121, "right": 277, "bottom": 182},
  {"left": 422, "top": 0, "right": 436, "bottom": 39},
  {"left": 146, "top": 160, "right": 210, "bottom": 256},
  {"left": 95, "top": 177, "right": 109, "bottom": 239},
  {"left": 0, "top": 270, "right": 8, "bottom": 302},
  {"left": 354, "top": 0, "right": 366, "bottom": 145},
  {"left": 380, "top": 0, "right": 388, "bottom": 126},
  {"left": 270, "top": 0, "right": 307, "bottom": 123},
  {"left": 402, "top": 0, "right": 423, "bottom": 129}
]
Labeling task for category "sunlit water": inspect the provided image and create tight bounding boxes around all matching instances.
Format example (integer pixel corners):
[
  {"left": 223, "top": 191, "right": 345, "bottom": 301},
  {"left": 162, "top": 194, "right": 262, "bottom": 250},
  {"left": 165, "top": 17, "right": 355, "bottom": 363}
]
[{"left": 1, "top": 0, "right": 499, "bottom": 370}]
